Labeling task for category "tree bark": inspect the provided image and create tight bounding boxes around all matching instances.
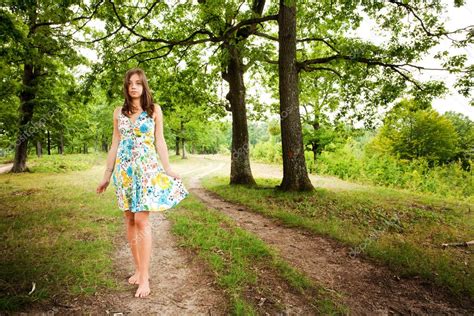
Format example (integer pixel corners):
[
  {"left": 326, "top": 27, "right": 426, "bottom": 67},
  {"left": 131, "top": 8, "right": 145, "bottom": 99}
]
[
  {"left": 278, "top": 0, "right": 313, "bottom": 191},
  {"left": 102, "top": 137, "right": 108, "bottom": 152},
  {"left": 36, "top": 140, "right": 42, "bottom": 157},
  {"left": 181, "top": 137, "right": 187, "bottom": 159},
  {"left": 175, "top": 136, "right": 180, "bottom": 155},
  {"left": 311, "top": 121, "right": 320, "bottom": 165},
  {"left": 12, "top": 64, "right": 37, "bottom": 172},
  {"left": 47, "top": 130, "right": 51, "bottom": 155},
  {"left": 59, "top": 132, "right": 64, "bottom": 154},
  {"left": 223, "top": 43, "right": 256, "bottom": 185}
]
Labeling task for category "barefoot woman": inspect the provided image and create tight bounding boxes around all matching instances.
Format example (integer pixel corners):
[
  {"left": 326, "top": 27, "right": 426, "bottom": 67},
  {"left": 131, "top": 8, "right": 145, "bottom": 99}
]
[{"left": 96, "top": 68, "right": 189, "bottom": 298}]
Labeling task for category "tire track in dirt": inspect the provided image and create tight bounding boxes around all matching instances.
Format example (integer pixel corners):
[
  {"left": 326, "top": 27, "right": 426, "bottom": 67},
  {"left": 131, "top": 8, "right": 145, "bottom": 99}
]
[
  {"left": 187, "top": 163, "right": 474, "bottom": 315},
  {"left": 185, "top": 161, "right": 337, "bottom": 314}
]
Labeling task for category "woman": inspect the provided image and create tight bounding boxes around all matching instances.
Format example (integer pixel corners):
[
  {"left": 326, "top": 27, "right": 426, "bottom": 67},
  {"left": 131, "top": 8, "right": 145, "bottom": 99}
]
[{"left": 96, "top": 68, "right": 189, "bottom": 298}]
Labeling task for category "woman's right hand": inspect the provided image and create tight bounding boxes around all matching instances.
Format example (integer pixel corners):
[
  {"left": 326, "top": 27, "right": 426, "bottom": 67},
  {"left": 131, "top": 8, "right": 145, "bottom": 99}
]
[{"left": 96, "top": 179, "right": 110, "bottom": 194}]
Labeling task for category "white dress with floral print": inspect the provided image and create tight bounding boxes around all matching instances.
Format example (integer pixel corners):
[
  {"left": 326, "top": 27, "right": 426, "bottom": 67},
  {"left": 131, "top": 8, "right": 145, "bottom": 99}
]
[{"left": 112, "top": 109, "right": 189, "bottom": 213}]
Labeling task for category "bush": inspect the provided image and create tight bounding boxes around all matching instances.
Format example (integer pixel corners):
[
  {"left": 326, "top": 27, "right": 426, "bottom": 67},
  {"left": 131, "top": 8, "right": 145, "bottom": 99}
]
[
  {"left": 251, "top": 140, "right": 282, "bottom": 164},
  {"left": 314, "top": 146, "right": 473, "bottom": 201}
]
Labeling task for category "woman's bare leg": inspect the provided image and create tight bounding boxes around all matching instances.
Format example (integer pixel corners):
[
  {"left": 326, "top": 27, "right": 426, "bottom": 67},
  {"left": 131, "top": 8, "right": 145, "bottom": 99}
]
[
  {"left": 134, "top": 211, "right": 152, "bottom": 298},
  {"left": 124, "top": 210, "right": 141, "bottom": 284}
]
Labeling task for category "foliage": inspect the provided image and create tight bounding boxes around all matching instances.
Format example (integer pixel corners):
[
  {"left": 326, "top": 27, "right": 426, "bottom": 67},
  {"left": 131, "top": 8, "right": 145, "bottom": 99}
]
[
  {"left": 375, "top": 113, "right": 457, "bottom": 164},
  {"left": 316, "top": 138, "right": 473, "bottom": 201}
]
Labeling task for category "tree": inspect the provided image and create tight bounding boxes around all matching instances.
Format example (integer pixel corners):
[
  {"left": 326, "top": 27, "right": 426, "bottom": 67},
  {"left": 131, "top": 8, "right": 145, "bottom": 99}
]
[
  {"left": 255, "top": 0, "right": 473, "bottom": 190},
  {"left": 443, "top": 111, "right": 474, "bottom": 169},
  {"left": 372, "top": 101, "right": 460, "bottom": 164},
  {"left": 277, "top": 0, "right": 313, "bottom": 190},
  {"left": 88, "top": 0, "right": 279, "bottom": 186},
  {"left": 1, "top": 0, "right": 98, "bottom": 172}
]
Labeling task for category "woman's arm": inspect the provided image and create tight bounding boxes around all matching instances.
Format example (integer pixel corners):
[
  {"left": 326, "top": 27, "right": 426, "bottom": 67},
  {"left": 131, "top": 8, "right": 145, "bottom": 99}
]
[
  {"left": 153, "top": 103, "right": 172, "bottom": 172},
  {"left": 102, "top": 107, "right": 121, "bottom": 181}
]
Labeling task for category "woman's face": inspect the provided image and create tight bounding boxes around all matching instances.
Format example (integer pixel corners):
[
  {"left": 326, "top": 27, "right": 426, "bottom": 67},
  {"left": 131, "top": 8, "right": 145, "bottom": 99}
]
[{"left": 128, "top": 73, "right": 143, "bottom": 99}]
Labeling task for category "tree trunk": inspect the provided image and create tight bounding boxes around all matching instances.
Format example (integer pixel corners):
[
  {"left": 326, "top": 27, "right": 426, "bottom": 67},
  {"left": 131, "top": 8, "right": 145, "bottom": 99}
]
[
  {"left": 36, "top": 140, "right": 42, "bottom": 157},
  {"left": 47, "top": 130, "right": 51, "bottom": 155},
  {"left": 175, "top": 136, "right": 180, "bottom": 155},
  {"left": 181, "top": 137, "right": 187, "bottom": 159},
  {"left": 59, "top": 132, "right": 64, "bottom": 154},
  {"left": 311, "top": 121, "right": 320, "bottom": 167},
  {"left": 83, "top": 143, "right": 88, "bottom": 154},
  {"left": 311, "top": 142, "right": 317, "bottom": 163},
  {"left": 180, "top": 121, "right": 187, "bottom": 159},
  {"left": 12, "top": 64, "right": 37, "bottom": 172},
  {"left": 278, "top": 0, "right": 313, "bottom": 191},
  {"left": 223, "top": 43, "right": 256, "bottom": 185},
  {"left": 102, "top": 137, "right": 108, "bottom": 152}
]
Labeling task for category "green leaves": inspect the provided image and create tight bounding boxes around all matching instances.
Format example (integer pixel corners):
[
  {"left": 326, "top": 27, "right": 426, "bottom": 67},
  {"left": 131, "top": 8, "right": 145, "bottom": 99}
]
[{"left": 377, "top": 100, "right": 462, "bottom": 164}]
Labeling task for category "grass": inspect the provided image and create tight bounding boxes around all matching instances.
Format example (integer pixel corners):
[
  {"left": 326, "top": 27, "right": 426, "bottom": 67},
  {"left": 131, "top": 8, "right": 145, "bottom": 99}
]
[
  {"left": 167, "top": 194, "right": 348, "bottom": 315},
  {"left": 202, "top": 176, "right": 474, "bottom": 301},
  {"left": 0, "top": 152, "right": 189, "bottom": 312},
  {"left": 0, "top": 152, "right": 104, "bottom": 173},
  {"left": 0, "top": 154, "right": 13, "bottom": 164},
  {"left": 28, "top": 152, "right": 105, "bottom": 173},
  {"left": 5, "top": 151, "right": 470, "bottom": 311},
  {"left": 0, "top": 153, "right": 125, "bottom": 311}
]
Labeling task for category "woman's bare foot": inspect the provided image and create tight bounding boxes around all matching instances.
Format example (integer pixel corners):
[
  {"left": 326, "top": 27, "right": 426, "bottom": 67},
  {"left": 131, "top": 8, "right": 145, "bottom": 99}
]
[
  {"left": 128, "top": 272, "right": 150, "bottom": 285},
  {"left": 135, "top": 277, "right": 150, "bottom": 298},
  {"left": 128, "top": 271, "right": 140, "bottom": 284}
]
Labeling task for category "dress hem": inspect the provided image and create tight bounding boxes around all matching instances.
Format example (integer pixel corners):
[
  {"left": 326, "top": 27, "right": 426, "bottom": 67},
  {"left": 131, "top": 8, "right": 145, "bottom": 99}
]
[{"left": 119, "top": 207, "right": 177, "bottom": 213}]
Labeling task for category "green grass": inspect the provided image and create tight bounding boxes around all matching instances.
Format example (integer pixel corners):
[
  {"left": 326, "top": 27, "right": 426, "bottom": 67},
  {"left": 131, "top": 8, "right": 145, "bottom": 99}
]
[
  {"left": 0, "top": 154, "right": 13, "bottom": 164},
  {"left": 0, "top": 152, "right": 201, "bottom": 312},
  {"left": 167, "top": 195, "right": 348, "bottom": 315},
  {"left": 27, "top": 152, "right": 105, "bottom": 173},
  {"left": 0, "top": 154, "right": 125, "bottom": 311},
  {"left": 202, "top": 176, "right": 474, "bottom": 301},
  {"left": 0, "top": 152, "right": 108, "bottom": 173}
]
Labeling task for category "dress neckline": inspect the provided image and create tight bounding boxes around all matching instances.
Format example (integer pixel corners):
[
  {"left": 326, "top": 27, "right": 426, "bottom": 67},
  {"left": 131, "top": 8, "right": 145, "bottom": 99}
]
[{"left": 123, "top": 110, "right": 146, "bottom": 126}]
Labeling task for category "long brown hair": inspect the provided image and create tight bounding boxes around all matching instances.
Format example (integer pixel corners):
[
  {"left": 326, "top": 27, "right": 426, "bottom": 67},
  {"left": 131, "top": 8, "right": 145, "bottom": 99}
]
[{"left": 121, "top": 68, "right": 155, "bottom": 118}]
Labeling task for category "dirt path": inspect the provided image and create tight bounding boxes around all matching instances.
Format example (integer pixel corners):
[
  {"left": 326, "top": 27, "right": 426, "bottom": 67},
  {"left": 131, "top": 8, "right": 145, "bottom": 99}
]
[
  {"left": 19, "top": 155, "right": 473, "bottom": 314},
  {"left": 198, "top": 154, "right": 370, "bottom": 192},
  {"left": 98, "top": 211, "right": 228, "bottom": 315},
  {"left": 188, "top": 155, "right": 474, "bottom": 315},
  {"left": 26, "top": 161, "right": 228, "bottom": 315},
  {"left": 0, "top": 163, "right": 12, "bottom": 174}
]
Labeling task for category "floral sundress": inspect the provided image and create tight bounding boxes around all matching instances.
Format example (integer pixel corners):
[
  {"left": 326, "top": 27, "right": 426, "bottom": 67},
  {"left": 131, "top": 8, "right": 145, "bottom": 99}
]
[{"left": 112, "top": 109, "right": 189, "bottom": 213}]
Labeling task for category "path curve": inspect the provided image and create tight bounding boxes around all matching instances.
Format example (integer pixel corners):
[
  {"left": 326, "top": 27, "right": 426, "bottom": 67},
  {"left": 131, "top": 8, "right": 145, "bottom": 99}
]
[{"left": 187, "top": 157, "right": 474, "bottom": 315}]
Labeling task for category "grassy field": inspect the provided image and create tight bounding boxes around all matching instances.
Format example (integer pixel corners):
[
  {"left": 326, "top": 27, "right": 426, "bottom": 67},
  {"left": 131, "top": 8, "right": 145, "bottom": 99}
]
[
  {"left": 2, "top": 152, "right": 472, "bottom": 312},
  {"left": 0, "top": 153, "right": 347, "bottom": 313},
  {"left": 202, "top": 176, "right": 474, "bottom": 301},
  {"left": 0, "top": 152, "right": 196, "bottom": 311},
  {"left": 0, "top": 153, "right": 124, "bottom": 311}
]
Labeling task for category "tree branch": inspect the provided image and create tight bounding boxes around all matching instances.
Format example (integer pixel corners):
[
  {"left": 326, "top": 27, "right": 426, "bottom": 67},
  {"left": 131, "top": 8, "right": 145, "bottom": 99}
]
[
  {"left": 109, "top": 0, "right": 277, "bottom": 47},
  {"left": 301, "top": 66, "right": 342, "bottom": 78},
  {"left": 32, "top": 0, "right": 104, "bottom": 31},
  {"left": 388, "top": 0, "right": 474, "bottom": 40}
]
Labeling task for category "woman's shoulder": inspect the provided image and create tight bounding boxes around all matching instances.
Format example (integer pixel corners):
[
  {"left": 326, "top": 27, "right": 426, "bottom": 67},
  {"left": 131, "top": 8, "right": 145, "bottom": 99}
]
[
  {"left": 152, "top": 103, "right": 161, "bottom": 111},
  {"left": 152, "top": 103, "right": 162, "bottom": 119},
  {"left": 113, "top": 106, "right": 123, "bottom": 119}
]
